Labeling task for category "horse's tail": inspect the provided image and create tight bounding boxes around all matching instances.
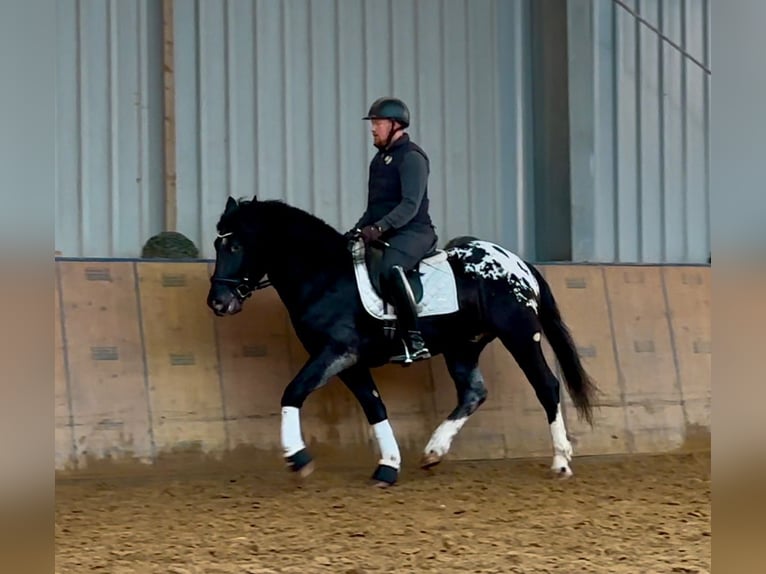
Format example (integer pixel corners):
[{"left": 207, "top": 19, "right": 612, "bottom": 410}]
[{"left": 529, "top": 264, "right": 598, "bottom": 427}]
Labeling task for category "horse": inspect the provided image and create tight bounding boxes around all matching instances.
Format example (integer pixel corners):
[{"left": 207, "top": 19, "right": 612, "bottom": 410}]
[{"left": 206, "top": 195, "right": 598, "bottom": 486}]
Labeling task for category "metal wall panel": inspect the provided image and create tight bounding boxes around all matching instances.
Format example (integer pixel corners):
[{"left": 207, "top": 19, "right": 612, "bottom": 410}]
[
  {"left": 568, "top": 0, "right": 710, "bottom": 263},
  {"left": 55, "top": 0, "right": 165, "bottom": 258},
  {"left": 172, "top": 0, "right": 536, "bottom": 259}
]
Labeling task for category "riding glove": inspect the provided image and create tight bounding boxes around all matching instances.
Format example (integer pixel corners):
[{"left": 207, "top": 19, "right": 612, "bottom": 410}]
[{"left": 359, "top": 224, "right": 383, "bottom": 244}]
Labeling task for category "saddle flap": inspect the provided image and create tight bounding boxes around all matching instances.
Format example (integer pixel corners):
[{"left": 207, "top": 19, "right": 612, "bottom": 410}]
[
  {"left": 364, "top": 243, "right": 387, "bottom": 296},
  {"left": 363, "top": 242, "right": 424, "bottom": 304}
]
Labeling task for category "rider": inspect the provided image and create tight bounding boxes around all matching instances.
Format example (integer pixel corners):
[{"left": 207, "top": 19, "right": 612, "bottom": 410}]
[{"left": 347, "top": 96, "right": 438, "bottom": 364}]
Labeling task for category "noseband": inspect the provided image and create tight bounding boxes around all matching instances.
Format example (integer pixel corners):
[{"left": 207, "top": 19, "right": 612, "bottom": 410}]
[{"left": 211, "top": 232, "right": 272, "bottom": 301}]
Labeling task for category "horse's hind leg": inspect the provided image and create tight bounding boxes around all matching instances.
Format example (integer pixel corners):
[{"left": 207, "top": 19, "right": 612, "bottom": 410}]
[
  {"left": 499, "top": 319, "right": 574, "bottom": 478},
  {"left": 422, "top": 340, "right": 489, "bottom": 468}
]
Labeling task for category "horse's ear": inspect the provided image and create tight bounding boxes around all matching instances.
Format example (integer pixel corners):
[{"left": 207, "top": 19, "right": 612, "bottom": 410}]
[
  {"left": 225, "top": 196, "right": 237, "bottom": 214},
  {"left": 252, "top": 194, "right": 258, "bottom": 202}
]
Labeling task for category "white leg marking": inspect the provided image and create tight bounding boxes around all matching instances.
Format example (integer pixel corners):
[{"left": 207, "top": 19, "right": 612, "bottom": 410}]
[
  {"left": 281, "top": 406, "right": 305, "bottom": 457},
  {"left": 550, "top": 404, "right": 573, "bottom": 477},
  {"left": 424, "top": 417, "right": 467, "bottom": 458},
  {"left": 372, "top": 420, "right": 401, "bottom": 470}
]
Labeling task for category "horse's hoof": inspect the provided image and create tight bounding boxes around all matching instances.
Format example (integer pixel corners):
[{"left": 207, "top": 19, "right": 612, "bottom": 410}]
[
  {"left": 371, "top": 464, "right": 398, "bottom": 487},
  {"left": 551, "top": 464, "right": 573, "bottom": 480},
  {"left": 285, "top": 448, "right": 313, "bottom": 477},
  {"left": 298, "top": 460, "right": 315, "bottom": 479},
  {"left": 421, "top": 452, "right": 442, "bottom": 470}
]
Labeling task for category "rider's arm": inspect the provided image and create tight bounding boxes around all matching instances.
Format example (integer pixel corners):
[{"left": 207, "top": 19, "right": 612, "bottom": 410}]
[
  {"left": 374, "top": 151, "right": 428, "bottom": 232},
  {"left": 352, "top": 209, "right": 371, "bottom": 231}
]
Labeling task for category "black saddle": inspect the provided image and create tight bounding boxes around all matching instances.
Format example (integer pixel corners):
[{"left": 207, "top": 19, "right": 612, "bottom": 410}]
[{"left": 365, "top": 241, "right": 440, "bottom": 305}]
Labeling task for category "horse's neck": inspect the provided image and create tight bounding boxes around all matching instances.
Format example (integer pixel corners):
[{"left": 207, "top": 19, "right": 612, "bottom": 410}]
[{"left": 259, "top": 207, "right": 349, "bottom": 309}]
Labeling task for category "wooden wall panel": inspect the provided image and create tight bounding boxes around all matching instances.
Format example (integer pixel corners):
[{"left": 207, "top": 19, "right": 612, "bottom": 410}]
[
  {"left": 605, "top": 267, "right": 685, "bottom": 452},
  {"left": 59, "top": 262, "right": 153, "bottom": 466},
  {"left": 136, "top": 262, "right": 226, "bottom": 456},
  {"left": 54, "top": 267, "right": 75, "bottom": 470},
  {"left": 662, "top": 267, "right": 711, "bottom": 431}
]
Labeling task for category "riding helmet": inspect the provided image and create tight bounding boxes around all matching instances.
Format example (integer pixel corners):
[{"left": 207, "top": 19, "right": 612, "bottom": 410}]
[{"left": 363, "top": 97, "right": 410, "bottom": 128}]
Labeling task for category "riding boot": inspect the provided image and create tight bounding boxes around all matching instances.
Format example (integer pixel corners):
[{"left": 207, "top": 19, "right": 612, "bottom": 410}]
[{"left": 386, "top": 265, "right": 431, "bottom": 365}]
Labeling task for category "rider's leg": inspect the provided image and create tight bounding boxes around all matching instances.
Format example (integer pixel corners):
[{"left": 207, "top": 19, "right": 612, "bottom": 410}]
[
  {"left": 381, "top": 263, "right": 431, "bottom": 363},
  {"left": 377, "top": 226, "right": 437, "bottom": 363}
]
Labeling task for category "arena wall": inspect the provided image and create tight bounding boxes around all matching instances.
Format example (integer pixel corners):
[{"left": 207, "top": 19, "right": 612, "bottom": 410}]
[{"left": 54, "top": 259, "right": 710, "bottom": 477}]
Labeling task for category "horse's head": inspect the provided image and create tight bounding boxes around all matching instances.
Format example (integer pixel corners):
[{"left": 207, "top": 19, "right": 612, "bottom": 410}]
[{"left": 207, "top": 196, "right": 268, "bottom": 316}]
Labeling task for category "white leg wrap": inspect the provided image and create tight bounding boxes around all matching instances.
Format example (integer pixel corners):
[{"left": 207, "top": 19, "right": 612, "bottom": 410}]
[
  {"left": 281, "top": 406, "right": 305, "bottom": 457},
  {"left": 372, "top": 420, "right": 401, "bottom": 469},
  {"left": 550, "top": 405, "right": 573, "bottom": 476},
  {"left": 424, "top": 417, "right": 467, "bottom": 457}
]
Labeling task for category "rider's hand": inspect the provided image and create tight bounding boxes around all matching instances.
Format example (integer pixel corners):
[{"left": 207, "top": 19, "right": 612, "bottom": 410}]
[{"left": 360, "top": 224, "right": 383, "bottom": 244}]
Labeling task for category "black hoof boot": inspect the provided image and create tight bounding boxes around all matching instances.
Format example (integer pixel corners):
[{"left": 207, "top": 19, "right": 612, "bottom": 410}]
[
  {"left": 285, "top": 448, "right": 314, "bottom": 477},
  {"left": 371, "top": 464, "right": 398, "bottom": 487}
]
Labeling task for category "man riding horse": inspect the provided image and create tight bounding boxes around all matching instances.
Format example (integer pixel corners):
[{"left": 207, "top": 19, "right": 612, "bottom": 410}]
[{"left": 346, "top": 96, "right": 438, "bottom": 364}]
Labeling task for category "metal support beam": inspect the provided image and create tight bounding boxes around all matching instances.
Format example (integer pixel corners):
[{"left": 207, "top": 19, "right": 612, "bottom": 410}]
[{"left": 163, "top": 0, "right": 176, "bottom": 231}]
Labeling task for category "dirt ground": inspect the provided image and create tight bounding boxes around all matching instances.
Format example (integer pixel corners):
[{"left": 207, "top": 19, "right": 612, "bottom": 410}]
[{"left": 55, "top": 451, "right": 710, "bottom": 574}]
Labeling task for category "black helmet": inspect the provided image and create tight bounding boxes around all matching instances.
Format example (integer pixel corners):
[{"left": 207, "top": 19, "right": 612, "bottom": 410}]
[{"left": 363, "top": 97, "right": 410, "bottom": 128}]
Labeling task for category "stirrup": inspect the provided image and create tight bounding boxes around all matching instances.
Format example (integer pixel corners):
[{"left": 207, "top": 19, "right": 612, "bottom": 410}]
[{"left": 389, "top": 337, "right": 431, "bottom": 366}]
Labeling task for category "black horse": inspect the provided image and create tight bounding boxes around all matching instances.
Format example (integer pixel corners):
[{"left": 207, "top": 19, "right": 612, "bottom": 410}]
[{"left": 207, "top": 196, "right": 598, "bottom": 486}]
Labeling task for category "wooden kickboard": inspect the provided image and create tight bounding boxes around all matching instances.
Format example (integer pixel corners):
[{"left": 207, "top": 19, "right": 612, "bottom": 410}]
[
  {"left": 55, "top": 266, "right": 75, "bottom": 470},
  {"left": 59, "top": 261, "right": 154, "bottom": 466},
  {"left": 662, "top": 266, "right": 711, "bottom": 429},
  {"left": 136, "top": 262, "right": 226, "bottom": 457},
  {"left": 604, "top": 266, "right": 685, "bottom": 453}
]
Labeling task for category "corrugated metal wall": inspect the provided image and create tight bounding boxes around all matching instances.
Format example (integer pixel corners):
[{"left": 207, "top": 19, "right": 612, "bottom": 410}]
[
  {"left": 172, "top": 0, "right": 536, "bottom": 260},
  {"left": 567, "top": 0, "right": 710, "bottom": 263},
  {"left": 55, "top": 0, "right": 165, "bottom": 258},
  {"left": 53, "top": 0, "right": 711, "bottom": 263}
]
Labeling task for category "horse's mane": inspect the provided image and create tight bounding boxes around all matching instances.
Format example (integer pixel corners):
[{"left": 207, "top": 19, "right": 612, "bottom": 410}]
[
  {"left": 262, "top": 199, "right": 344, "bottom": 239},
  {"left": 223, "top": 198, "right": 350, "bottom": 266}
]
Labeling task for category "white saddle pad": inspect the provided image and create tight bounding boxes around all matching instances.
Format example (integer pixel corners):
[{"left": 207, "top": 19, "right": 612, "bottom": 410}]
[{"left": 351, "top": 241, "right": 460, "bottom": 321}]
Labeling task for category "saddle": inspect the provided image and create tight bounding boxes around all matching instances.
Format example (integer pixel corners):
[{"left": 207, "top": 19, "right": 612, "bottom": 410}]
[
  {"left": 350, "top": 239, "right": 459, "bottom": 321},
  {"left": 363, "top": 240, "right": 442, "bottom": 305}
]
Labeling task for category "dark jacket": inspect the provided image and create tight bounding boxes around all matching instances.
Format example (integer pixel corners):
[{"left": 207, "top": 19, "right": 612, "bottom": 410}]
[{"left": 354, "top": 134, "right": 434, "bottom": 234}]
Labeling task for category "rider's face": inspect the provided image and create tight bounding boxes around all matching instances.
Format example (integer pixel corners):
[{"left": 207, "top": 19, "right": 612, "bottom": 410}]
[{"left": 370, "top": 118, "right": 394, "bottom": 147}]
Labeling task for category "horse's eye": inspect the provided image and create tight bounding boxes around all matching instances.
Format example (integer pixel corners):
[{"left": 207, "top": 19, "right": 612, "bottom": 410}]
[{"left": 230, "top": 243, "right": 241, "bottom": 252}]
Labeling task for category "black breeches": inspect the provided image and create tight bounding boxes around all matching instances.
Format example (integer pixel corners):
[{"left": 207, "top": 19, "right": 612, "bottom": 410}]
[{"left": 379, "top": 227, "right": 437, "bottom": 274}]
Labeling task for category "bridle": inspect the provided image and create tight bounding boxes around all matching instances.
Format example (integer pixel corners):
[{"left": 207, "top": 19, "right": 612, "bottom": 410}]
[{"left": 210, "top": 232, "right": 272, "bottom": 301}]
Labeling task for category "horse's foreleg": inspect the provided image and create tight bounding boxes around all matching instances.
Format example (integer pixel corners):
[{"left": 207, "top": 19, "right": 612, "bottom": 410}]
[
  {"left": 338, "top": 365, "right": 401, "bottom": 486},
  {"left": 422, "top": 343, "right": 488, "bottom": 469},
  {"left": 280, "top": 348, "right": 357, "bottom": 475}
]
